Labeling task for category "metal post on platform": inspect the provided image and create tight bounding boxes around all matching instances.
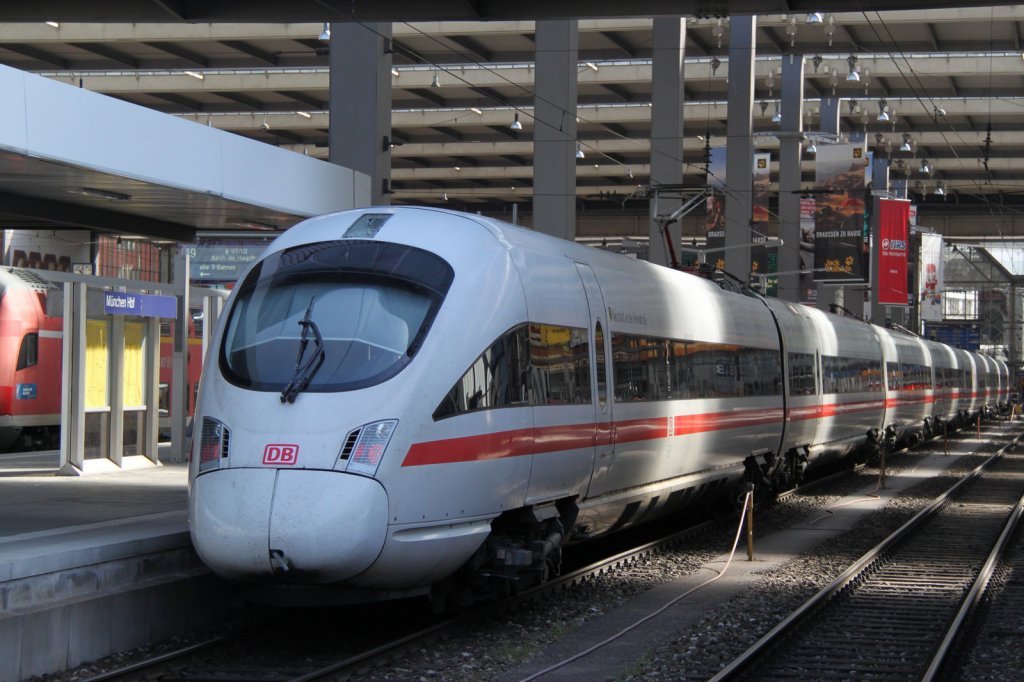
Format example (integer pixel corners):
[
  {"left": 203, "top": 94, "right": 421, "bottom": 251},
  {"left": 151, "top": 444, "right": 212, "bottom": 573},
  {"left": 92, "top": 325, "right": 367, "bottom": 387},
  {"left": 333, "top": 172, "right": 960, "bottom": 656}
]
[
  {"left": 169, "top": 247, "right": 191, "bottom": 463},
  {"left": 58, "top": 282, "right": 88, "bottom": 475},
  {"left": 880, "top": 449, "right": 887, "bottom": 489},
  {"left": 746, "top": 484, "right": 755, "bottom": 561}
]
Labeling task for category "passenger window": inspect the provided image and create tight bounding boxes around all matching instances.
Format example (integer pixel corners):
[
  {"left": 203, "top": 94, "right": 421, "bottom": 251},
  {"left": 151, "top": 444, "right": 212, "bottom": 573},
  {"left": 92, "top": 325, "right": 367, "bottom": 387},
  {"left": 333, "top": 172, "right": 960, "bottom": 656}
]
[
  {"left": 531, "top": 324, "right": 590, "bottom": 406},
  {"left": 787, "top": 352, "right": 816, "bottom": 395},
  {"left": 432, "top": 325, "right": 530, "bottom": 420}
]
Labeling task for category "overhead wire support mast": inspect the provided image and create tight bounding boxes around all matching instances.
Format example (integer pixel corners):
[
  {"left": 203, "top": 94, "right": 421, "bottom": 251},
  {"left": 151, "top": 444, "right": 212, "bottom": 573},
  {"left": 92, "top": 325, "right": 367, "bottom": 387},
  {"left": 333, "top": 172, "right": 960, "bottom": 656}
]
[{"left": 652, "top": 186, "right": 714, "bottom": 269}]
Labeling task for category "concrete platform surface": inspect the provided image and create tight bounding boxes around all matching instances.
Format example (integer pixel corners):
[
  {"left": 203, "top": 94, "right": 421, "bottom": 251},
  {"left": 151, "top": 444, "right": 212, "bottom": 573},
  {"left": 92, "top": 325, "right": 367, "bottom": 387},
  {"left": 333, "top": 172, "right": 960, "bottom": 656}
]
[{"left": 0, "top": 452, "right": 187, "bottom": 538}]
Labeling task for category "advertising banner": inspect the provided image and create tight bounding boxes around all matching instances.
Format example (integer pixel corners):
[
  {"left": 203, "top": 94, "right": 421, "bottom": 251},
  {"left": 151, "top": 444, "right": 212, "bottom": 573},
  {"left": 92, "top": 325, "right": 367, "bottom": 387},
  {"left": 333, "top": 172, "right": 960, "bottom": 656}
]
[
  {"left": 704, "top": 147, "right": 727, "bottom": 262},
  {"left": 919, "top": 232, "right": 944, "bottom": 321},
  {"left": 752, "top": 153, "right": 770, "bottom": 223},
  {"left": 813, "top": 143, "right": 868, "bottom": 283},
  {"left": 877, "top": 198, "right": 911, "bottom": 305}
]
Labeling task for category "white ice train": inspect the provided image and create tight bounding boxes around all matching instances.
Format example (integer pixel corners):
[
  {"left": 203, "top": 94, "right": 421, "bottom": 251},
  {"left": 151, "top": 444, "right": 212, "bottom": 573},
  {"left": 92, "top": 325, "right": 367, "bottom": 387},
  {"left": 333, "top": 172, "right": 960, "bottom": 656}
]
[{"left": 188, "top": 206, "right": 1011, "bottom": 604}]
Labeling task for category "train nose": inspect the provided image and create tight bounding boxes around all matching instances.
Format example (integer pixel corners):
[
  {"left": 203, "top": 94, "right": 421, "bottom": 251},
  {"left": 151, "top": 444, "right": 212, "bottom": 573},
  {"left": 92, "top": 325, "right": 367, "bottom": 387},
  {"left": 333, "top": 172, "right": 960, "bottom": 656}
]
[{"left": 189, "top": 468, "right": 388, "bottom": 583}]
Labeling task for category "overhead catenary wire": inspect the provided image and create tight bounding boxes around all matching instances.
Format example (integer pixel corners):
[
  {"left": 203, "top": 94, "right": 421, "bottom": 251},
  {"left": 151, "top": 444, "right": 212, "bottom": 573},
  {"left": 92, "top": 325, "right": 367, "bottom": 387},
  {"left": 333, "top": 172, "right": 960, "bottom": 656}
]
[{"left": 351, "top": 15, "right": 1014, "bottom": 267}]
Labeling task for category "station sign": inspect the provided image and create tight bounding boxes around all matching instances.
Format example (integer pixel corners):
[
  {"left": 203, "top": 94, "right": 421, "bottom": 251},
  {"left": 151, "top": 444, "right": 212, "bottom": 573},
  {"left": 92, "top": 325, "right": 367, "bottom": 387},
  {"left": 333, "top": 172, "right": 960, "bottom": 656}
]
[
  {"left": 103, "top": 292, "right": 177, "bottom": 318},
  {"left": 188, "top": 243, "right": 266, "bottom": 283}
]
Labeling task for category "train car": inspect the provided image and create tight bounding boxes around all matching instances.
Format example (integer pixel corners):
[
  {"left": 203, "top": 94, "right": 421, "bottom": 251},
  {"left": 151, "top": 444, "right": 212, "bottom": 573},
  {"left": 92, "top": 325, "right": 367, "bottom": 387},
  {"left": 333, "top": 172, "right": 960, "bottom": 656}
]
[
  {"left": 0, "top": 267, "right": 201, "bottom": 451},
  {"left": 756, "top": 299, "right": 890, "bottom": 479},
  {"left": 925, "top": 339, "right": 963, "bottom": 431},
  {"left": 0, "top": 268, "right": 63, "bottom": 450},
  {"left": 187, "top": 206, "right": 1010, "bottom": 606}
]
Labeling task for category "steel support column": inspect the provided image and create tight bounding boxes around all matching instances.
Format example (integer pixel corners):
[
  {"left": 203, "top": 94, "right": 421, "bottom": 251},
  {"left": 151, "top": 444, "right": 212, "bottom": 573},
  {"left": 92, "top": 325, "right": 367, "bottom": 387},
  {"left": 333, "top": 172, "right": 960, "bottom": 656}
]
[
  {"left": 724, "top": 16, "right": 756, "bottom": 280},
  {"left": 777, "top": 55, "right": 804, "bottom": 302},
  {"left": 817, "top": 96, "right": 842, "bottom": 311},
  {"left": 533, "top": 20, "right": 578, "bottom": 241},
  {"left": 647, "top": 17, "right": 686, "bottom": 267},
  {"left": 329, "top": 22, "right": 392, "bottom": 206}
]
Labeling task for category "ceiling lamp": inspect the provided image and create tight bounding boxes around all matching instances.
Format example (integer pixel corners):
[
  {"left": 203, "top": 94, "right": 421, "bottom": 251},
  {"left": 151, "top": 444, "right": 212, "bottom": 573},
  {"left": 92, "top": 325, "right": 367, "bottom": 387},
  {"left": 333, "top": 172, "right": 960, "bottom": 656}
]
[
  {"left": 824, "top": 14, "right": 836, "bottom": 46},
  {"left": 510, "top": 113, "right": 523, "bottom": 130},
  {"left": 319, "top": 22, "right": 330, "bottom": 42},
  {"left": 846, "top": 55, "right": 860, "bottom": 82},
  {"left": 575, "top": 142, "right": 585, "bottom": 159},
  {"left": 899, "top": 133, "right": 913, "bottom": 152},
  {"left": 877, "top": 99, "right": 889, "bottom": 122},
  {"left": 807, "top": 12, "right": 824, "bottom": 25},
  {"left": 785, "top": 16, "right": 798, "bottom": 47},
  {"left": 431, "top": 73, "right": 440, "bottom": 88},
  {"left": 807, "top": 141, "right": 817, "bottom": 155},
  {"left": 919, "top": 159, "right": 932, "bottom": 175},
  {"left": 934, "top": 181, "right": 946, "bottom": 196},
  {"left": 711, "top": 18, "right": 725, "bottom": 49},
  {"left": 772, "top": 103, "right": 782, "bottom": 124}
]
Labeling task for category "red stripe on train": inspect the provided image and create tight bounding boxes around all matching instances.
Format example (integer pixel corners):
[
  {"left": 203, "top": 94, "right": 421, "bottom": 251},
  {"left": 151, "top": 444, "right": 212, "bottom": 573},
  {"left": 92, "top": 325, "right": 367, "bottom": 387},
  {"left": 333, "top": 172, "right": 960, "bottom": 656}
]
[{"left": 403, "top": 408, "right": 783, "bottom": 467}]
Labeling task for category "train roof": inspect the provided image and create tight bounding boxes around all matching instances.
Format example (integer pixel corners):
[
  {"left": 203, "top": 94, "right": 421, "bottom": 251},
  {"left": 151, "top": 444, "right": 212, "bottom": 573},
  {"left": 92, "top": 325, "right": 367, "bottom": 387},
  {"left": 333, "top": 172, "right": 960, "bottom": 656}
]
[{"left": 0, "top": 267, "right": 60, "bottom": 293}]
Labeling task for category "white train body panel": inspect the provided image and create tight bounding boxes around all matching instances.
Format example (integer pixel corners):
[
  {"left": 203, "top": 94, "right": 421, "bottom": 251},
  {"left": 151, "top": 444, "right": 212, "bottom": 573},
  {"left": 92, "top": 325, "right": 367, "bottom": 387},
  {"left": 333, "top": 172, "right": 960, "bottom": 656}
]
[
  {"left": 925, "top": 340, "right": 960, "bottom": 424},
  {"left": 187, "top": 206, "right": 1012, "bottom": 597}
]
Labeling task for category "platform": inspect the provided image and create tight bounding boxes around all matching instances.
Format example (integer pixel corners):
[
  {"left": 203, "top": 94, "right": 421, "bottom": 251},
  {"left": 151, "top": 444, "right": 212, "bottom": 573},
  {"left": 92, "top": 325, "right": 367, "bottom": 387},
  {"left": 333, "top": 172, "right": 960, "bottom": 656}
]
[{"left": 0, "top": 449, "right": 235, "bottom": 682}]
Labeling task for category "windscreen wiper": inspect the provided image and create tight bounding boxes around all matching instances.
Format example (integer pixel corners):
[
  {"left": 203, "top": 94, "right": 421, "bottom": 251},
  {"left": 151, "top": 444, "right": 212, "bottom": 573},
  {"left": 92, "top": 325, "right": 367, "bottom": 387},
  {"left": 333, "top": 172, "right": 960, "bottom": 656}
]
[{"left": 280, "top": 294, "right": 326, "bottom": 403}]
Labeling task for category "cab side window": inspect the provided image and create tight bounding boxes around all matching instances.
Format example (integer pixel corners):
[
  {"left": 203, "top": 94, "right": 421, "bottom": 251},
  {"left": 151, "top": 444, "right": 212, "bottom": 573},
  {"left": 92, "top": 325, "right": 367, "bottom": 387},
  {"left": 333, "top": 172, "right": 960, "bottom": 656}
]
[{"left": 16, "top": 333, "right": 38, "bottom": 370}]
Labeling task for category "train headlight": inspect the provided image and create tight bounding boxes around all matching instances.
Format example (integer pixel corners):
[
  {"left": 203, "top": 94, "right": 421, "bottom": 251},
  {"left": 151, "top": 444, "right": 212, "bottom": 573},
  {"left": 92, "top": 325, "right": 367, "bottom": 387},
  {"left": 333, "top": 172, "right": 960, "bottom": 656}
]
[
  {"left": 199, "top": 417, "right": 230, "bottom": 472},
  {"left": 340, "top": 419, "right": 397, "bottom": 476}
]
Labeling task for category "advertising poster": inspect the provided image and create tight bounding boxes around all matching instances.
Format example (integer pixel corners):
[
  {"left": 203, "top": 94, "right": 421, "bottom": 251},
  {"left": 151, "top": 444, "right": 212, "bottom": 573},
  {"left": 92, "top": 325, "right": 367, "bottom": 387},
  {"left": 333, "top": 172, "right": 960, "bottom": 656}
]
[
  {"left": 813, "top": 143, "right": 868, "bottom": 283},
  {"left": 704, "top": 147, "right": 727, "bottom": 263},
  {"left": 750, "top": 152, "right": 772, "bottom": 279},
  {"left": 799, "top": 196, "right": 817, "bottom": 303},
  {"left": 877, "top": 198, "right": 911, "bottom": 305},
  {"left": 919, "top": 233, "right": 944, "bottom": 321}
]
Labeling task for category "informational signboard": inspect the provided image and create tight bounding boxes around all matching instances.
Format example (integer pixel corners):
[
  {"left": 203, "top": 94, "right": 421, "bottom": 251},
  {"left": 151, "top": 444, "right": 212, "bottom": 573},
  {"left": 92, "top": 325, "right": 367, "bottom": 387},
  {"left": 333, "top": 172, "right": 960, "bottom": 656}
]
[
  {"left": 188, "top": 243, "right": 266, "bottom": 283},
  {"left": 923, "top": 322, "right": 980, "bottom": 350},
  {"left": 103, "top": 291, "right": 177, "bottom": 318}
]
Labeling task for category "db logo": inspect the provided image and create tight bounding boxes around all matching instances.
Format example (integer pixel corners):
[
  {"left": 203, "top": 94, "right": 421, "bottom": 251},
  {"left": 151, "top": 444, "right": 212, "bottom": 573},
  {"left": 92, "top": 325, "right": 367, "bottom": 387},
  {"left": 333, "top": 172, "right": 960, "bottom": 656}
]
[{"left": 263, "top": 444, "right": 299, "bottom": 465}]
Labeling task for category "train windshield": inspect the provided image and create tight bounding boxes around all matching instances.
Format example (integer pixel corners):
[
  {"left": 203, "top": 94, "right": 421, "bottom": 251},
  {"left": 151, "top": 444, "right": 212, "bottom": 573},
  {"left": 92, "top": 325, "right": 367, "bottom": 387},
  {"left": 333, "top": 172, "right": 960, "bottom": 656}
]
[{"left": 220, "top": 240, "right": 454, "bottom": 393}]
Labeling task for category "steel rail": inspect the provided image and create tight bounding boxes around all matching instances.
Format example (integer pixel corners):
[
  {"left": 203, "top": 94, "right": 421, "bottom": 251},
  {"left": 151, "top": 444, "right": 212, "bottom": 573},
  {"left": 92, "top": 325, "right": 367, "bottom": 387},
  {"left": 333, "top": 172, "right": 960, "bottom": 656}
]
[{"left": 710, "top": 427, "right": 1024, "bottom": 681}]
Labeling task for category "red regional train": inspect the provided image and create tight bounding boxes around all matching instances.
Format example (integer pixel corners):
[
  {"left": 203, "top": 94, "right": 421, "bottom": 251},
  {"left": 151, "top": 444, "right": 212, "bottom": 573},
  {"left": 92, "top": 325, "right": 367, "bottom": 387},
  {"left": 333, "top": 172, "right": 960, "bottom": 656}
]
[
  {"left": 0, "top": 267, "right": 202, "bottom": 451},
  {"left": 188, "top": 207, "right": 1011, "bottom": 607}
]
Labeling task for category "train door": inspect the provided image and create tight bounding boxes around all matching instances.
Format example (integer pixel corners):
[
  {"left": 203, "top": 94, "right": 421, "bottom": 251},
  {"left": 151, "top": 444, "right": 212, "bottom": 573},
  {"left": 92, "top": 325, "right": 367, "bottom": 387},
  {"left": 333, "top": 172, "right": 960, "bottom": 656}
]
[{"left": 573, "top": 263, "right": 614, "bottom": 499}]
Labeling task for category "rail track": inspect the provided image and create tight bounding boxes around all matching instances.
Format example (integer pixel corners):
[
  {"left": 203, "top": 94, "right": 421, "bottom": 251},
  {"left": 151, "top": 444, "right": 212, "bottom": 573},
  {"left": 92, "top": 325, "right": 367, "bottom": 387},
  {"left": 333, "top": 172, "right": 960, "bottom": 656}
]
[{"left": 711, "top": 428, "right": 1024, "bottom": 681}]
